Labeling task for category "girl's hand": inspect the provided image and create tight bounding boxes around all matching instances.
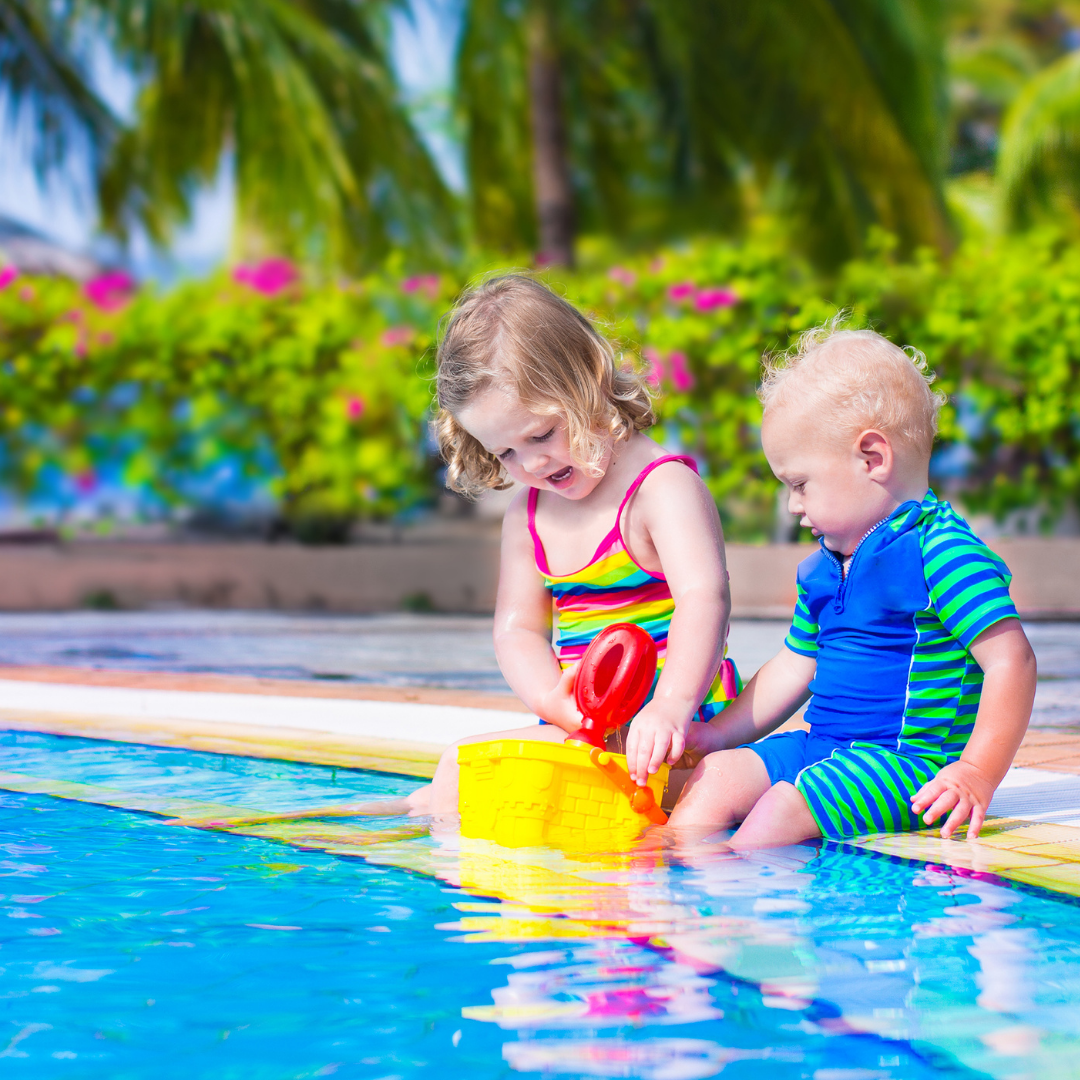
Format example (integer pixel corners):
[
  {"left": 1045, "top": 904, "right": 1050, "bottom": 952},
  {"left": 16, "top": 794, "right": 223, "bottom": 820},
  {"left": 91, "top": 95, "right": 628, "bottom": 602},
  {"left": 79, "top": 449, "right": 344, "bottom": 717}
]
[
  {"left": 535, "top": 662, "right": 583, "bottom": 732},
  {"left": 625, "top": 700, "right": 692, "bottom": 785},
  {"left": 668, "top": 720, "right": 725, "bottom": 771},
  {"left": 910, "top": 760, "right": 997, "bottom": 840}
]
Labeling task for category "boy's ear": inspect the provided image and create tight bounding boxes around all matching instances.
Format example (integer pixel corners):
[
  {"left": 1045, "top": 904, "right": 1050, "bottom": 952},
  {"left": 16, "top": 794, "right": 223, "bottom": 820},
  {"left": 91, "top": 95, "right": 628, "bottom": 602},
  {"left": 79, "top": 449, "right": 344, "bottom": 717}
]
[{"left": 857, "top": 429, "right": 892, "bottom": 477}]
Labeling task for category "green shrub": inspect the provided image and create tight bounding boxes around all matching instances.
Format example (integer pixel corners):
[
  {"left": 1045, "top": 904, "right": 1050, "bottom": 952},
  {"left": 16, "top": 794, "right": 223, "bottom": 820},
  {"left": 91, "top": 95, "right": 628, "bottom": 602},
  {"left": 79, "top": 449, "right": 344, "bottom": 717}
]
[{"left": 2, "top": 227, "right": 1079, "bottom": 539}]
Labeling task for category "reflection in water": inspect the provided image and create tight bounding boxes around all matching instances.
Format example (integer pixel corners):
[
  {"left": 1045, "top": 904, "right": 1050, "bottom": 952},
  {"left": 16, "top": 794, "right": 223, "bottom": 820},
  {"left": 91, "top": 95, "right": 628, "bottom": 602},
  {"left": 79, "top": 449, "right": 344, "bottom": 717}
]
[
  {"left": 426, "top": 834, "right": 1080, "bottom": 1080},
  {"left": 7, "top": 732, "right": 1080, "bottom": 1079}
]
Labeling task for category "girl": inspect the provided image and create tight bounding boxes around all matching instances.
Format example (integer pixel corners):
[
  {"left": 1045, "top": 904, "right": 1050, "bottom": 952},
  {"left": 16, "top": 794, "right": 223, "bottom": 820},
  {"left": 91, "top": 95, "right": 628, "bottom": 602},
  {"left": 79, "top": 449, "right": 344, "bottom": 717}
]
[{"left": 409, "top": 274, "right": 740, "bottom": 817}]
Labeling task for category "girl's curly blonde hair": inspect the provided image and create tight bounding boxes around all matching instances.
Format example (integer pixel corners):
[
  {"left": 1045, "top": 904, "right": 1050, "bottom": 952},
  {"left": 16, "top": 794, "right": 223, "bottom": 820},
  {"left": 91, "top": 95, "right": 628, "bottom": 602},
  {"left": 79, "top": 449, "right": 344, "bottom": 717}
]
[{"left": 435, "top": 274, "right": 655, "bottom": 497}]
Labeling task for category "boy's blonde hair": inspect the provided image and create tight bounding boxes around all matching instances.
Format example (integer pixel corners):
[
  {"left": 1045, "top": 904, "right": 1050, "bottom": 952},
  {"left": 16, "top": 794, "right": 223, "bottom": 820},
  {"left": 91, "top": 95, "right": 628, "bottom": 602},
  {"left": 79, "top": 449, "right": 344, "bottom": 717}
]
[
  {"left": 435, "top": 274, "right": 655, "bottom": 496},
  {"left": 759, "top": 323, "right": 945, "bottom": 455}
]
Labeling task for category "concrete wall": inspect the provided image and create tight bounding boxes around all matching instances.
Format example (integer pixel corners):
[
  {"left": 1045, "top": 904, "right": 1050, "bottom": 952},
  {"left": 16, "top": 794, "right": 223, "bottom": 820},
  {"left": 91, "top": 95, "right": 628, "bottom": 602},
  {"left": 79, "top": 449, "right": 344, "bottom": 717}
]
[{"left": 0, "top": 536, "right": 1074, "bottom": 616}]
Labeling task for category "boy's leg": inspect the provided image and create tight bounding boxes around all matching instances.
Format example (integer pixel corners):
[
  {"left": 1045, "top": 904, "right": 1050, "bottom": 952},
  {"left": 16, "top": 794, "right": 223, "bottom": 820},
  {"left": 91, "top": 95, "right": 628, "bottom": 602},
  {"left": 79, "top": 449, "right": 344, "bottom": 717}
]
[
  {"left": 728, "top": 781, "right": 821, "bottom": 850},
  {"left": 666, "top": 748, "right": 772, "bottom": 829},
  {"left": 417, "top": 722, "right": 568, "bottom": 816}
]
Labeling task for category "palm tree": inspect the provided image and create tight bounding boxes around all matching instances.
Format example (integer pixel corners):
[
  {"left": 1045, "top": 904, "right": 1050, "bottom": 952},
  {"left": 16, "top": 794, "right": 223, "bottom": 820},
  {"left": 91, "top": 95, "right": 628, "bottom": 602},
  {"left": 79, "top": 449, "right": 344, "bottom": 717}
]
[
  {"left": 998, "top": 48, "right": 1080, "bottom": 229},
  {"left": 457, "top": 0, "right": 951, "bottom": 267},
  {"left": 1, "top": 0, "right": 458, "bottom": 269},
  {"left": 0, "top": 1, "right": 116, "bottom": 176}
]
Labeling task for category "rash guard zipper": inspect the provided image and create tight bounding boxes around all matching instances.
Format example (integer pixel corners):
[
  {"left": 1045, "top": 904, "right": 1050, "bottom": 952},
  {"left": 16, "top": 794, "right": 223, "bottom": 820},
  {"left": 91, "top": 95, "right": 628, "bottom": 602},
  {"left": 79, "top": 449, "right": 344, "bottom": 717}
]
[{"left": 830, "top": 514, "right": 892, "bottom": 613}]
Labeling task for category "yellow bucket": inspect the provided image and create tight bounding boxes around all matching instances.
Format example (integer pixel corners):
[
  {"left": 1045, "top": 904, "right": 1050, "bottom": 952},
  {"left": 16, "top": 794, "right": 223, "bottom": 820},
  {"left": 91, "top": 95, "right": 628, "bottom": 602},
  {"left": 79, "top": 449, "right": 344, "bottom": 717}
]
[{"left": 457, "top": 738, "right": 669, "bottom": 851}]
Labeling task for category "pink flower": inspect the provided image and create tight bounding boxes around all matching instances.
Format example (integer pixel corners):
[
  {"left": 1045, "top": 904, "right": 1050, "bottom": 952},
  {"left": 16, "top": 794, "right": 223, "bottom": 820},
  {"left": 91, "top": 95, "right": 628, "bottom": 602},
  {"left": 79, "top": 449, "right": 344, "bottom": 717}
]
[
  {"left": 84, "top": 272, "right": 135, "bottom": 311},
  {"left": 694, "top": 287, "right": 738, "bottom": 312},
  {"left": 669, "top": 351, "right": 695, "bottom": 392},
  {"left": 346, "top": 396, "right": 365, "bottom": 421},
  {"left": 0, "top": 266, "right": 17, "bottom": 290},
  {"left": 642, "top": 346, "right": 665, "bottom": 387},
  {"left": 18, "top": 285, "right": 35, "bottom": 303},
  {"left": 667, "top": 281, "right": 696, "bottom": 302},
  {"left": 233, "top": 258, "right": 298, "bottom": 296},
  {"left": 381, "top": 326, "right": 415, "bottom": 347},
  {"left": 401, "top": 274, "right": 440, "bottom": 299},
  {"left": 608, "top": 266, "right": 636, "bottom": 287},
  {"left": 649, "top": 257, "right": 664, "bottom": 273},
  {"left": 74, "top": 470, "right": 97, "bottom": 494}
]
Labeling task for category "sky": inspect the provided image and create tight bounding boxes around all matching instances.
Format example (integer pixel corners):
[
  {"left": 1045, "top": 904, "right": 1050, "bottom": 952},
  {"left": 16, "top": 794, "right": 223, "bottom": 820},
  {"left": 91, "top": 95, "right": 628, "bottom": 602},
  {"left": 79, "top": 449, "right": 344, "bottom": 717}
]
[{"left": 0, "top": 0, "right": 463, "bottom": 282}]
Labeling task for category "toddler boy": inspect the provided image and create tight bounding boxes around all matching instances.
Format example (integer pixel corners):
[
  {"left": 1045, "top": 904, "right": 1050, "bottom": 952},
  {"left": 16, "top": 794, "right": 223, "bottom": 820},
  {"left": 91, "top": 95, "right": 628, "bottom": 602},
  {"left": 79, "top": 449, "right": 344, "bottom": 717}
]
[{"left": 670, "top": 326, "right": 1037, "bottom": 848}]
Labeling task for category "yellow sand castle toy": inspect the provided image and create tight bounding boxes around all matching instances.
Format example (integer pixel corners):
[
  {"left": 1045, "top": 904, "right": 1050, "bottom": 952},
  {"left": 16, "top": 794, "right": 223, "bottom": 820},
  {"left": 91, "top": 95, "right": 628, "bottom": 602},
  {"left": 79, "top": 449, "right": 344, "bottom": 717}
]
[
  {"left": 458, "top": 738, "right": 668, "bottom": 850},
  {"left": 458, "top": 624, "right": 669, "bottom": 850}
]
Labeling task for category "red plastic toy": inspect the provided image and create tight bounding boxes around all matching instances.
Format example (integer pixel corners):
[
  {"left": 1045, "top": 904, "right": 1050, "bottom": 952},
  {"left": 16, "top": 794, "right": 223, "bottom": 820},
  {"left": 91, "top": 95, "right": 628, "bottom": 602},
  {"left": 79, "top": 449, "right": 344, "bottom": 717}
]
[{"left": 568, "top": 623, "right": 658, "bottom": 749}]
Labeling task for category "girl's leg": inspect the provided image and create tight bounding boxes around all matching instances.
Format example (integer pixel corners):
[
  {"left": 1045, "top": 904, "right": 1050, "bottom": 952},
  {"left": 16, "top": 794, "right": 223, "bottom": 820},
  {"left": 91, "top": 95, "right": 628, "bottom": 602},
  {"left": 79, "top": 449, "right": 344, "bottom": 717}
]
[
  {"left": 728, "top": 781, "right": 821, "bottom": 850},
  {"left": 667, "top": 748, "right": 772, "bottom": 829},
  {"left": 412, "top": 722, "right": 569, "bottom": 817}
]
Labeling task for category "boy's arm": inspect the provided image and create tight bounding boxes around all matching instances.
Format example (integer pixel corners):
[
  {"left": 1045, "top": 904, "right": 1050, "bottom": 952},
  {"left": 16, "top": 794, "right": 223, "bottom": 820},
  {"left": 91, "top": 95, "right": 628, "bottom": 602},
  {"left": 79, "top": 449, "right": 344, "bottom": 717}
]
[
  {"left": 910, "top": 618, "right": 1036, "bottom": 840},
  {"left": 676, "top": 646, "right": 817, "bottom": 766}
]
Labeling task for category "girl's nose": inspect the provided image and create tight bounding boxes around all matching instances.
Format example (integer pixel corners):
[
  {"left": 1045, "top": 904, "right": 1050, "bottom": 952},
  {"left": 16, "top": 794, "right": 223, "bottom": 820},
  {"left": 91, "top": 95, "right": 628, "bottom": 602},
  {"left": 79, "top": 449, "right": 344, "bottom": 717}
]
[{"left": 521, "top": 449, "right": 550, "bottom": 475}]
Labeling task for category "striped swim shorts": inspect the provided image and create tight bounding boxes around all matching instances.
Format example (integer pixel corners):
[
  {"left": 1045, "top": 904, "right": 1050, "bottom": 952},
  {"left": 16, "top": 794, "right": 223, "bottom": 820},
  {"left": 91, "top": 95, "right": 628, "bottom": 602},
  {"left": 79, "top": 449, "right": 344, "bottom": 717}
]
[{"left": 745, "top": 729, "right": 943, "bottom": 840}]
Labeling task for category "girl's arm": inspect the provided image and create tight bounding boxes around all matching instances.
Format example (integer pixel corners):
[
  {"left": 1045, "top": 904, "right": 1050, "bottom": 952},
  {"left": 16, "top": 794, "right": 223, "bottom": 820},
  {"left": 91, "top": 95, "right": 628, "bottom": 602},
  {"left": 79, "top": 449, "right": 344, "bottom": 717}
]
[
  {"left": 622, "top": 462, "right": 731, "bottom": 784},
  {"left": 910, "top": 619, "right": 1036, "bottom": 839},
  {"left": 493, "top": 490, "right": 583, "bottom": 732}
]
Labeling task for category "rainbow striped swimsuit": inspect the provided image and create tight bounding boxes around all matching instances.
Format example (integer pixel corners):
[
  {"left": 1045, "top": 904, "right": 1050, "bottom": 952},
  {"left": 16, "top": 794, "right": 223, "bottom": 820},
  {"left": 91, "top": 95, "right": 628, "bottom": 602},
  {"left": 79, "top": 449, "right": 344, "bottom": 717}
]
[{"left": 528, "top": 454, "right": 740, "bottom": 722}]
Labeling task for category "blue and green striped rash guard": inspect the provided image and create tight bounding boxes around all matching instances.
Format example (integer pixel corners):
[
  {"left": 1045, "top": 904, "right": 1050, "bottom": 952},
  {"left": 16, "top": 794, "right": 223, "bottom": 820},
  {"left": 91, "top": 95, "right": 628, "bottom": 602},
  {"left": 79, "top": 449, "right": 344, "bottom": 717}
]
[{"left": 784, "top": 490, "right": 1019, "bottom": 763}]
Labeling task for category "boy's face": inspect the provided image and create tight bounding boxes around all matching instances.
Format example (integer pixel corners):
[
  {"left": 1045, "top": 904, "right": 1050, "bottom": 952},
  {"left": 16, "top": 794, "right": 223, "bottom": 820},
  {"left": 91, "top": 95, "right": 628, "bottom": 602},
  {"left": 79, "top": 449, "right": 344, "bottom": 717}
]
[{"left": 761, "top": 403, "right": 902, "bottom": 556}]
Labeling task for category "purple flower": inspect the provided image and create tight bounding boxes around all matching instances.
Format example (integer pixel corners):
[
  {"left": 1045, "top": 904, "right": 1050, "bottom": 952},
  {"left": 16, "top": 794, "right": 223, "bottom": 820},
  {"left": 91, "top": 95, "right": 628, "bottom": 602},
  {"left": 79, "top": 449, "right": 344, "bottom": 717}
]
[
  {"left": 669, "top": 351, "right": 695, "bottom": 392},
  {"left": 694, "top": 287, "right": 738, "bottom": 312},
  {"left": 667, "top": 282, "right": 696, "bottom": 302},
  {"left": 0, "top": 265, "right": 17, "bottom": 290},
  {"left": 233, "top": 258, "right": 298, "bottom": 296},
  {"left": 84, "top": 272, "right": 135, "bottom": 311}
]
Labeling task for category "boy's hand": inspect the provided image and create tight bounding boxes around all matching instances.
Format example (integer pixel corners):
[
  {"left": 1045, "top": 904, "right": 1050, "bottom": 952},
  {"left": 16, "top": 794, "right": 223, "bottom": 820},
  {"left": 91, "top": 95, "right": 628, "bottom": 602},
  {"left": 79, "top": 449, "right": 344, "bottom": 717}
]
[
  {"left": 625, "top": 700, "right": 691, "bottom": 785},
  {"left": 910, "top": 760, "right": 997, "bottom": 840},
  {"left": 667, "top": 720, "right": 725, "bottom": 771}
]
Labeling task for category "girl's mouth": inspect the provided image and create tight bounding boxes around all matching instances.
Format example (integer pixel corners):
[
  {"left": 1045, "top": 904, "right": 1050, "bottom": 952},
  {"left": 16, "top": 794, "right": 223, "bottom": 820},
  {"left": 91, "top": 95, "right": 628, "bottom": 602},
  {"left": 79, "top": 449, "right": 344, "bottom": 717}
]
[{"left": 545, "top": 466, "right": 574, "bottom": 486}]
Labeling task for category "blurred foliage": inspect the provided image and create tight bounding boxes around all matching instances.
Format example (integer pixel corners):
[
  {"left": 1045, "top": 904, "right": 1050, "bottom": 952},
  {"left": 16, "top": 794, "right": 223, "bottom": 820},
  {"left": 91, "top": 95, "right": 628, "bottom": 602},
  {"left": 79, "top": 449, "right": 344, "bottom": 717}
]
[
  {"left": 1, "top": 0, "right": 458, "bottom": 270},
  {"left": 3, "top": 230, "right": 1080, "bottom": 539},
  {"left": 459, "top": 0, "right": 950, "bottom": 268}
]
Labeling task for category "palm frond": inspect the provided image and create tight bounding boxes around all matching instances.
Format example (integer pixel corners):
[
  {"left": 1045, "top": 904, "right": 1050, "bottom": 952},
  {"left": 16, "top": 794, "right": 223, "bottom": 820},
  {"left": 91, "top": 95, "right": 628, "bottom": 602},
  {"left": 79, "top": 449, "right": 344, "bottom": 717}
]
[
  {"left": 93, "top": 0, "right": 457, "bottom": 268},
  {"left": 998, "top": 50, "right": 1080, "bottom": 230},
  {"left": 0, "top": 0, "right": 115, "bottom": 175}
]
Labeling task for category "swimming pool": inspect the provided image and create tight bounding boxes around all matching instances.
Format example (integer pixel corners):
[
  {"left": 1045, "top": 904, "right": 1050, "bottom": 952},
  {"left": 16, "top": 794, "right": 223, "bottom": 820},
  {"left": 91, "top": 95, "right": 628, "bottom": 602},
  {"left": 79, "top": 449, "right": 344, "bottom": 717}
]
[{"left": 4, "top": 730, "right": 1080, "bottom": 1078}]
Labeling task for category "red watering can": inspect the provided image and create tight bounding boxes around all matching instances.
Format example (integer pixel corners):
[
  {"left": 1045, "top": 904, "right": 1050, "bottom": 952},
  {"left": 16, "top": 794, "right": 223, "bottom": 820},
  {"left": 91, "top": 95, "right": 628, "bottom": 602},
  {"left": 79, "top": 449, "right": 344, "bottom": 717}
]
[
  {"left": 569, "top": 622, "right": 658, "bottom": 748},
  {"left": 567, "top": 622, "right": 666, "bottom": 824}
]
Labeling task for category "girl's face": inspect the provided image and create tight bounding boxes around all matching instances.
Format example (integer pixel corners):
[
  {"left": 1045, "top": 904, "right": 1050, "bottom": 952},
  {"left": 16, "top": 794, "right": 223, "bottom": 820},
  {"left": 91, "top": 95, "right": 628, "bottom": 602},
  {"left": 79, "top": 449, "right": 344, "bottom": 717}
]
[{"left": 456, "top": 385, "right": 609, "bottom": 500}]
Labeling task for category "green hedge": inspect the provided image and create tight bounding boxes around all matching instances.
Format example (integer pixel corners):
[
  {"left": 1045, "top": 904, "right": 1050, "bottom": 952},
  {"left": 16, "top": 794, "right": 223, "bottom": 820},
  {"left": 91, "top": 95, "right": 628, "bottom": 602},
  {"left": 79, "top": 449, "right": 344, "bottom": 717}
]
[{"left": 1, "top": 229, "right": 1078, "bottom": 538}]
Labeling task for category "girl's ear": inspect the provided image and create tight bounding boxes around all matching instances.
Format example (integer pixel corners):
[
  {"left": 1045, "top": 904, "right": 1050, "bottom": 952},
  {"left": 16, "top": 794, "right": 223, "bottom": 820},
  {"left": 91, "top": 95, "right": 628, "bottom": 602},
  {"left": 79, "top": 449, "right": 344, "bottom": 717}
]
[{"left": 857, "top": 429, "right": 892, "bottom": 478}]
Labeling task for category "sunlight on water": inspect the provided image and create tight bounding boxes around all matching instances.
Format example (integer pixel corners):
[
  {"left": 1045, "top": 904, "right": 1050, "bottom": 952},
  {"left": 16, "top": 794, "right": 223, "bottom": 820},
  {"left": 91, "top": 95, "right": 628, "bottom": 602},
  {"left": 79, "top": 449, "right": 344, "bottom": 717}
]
[{"left": 3, "top": 731, "right": 1080, "bottom": 1078}]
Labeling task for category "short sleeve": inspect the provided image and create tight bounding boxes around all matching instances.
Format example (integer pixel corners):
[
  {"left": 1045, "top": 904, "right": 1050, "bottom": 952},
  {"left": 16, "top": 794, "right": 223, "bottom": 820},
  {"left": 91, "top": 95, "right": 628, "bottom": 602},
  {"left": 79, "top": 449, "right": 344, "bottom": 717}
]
[
  {"left": 785, "top": 581, "right": 820, "bottom": 657},
  {"left": 922, "top": 528, "right": 1018, "bottom": 649}
]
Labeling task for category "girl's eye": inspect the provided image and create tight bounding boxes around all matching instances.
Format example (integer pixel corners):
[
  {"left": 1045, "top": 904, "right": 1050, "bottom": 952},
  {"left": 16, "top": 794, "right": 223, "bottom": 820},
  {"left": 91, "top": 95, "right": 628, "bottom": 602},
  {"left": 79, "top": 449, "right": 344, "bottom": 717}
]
[
  {"left": 497, "top": 449, "right": 514, "bottom": 461},
  {"left": 532, "top": 427, "right": 555, "bottom": 443}
]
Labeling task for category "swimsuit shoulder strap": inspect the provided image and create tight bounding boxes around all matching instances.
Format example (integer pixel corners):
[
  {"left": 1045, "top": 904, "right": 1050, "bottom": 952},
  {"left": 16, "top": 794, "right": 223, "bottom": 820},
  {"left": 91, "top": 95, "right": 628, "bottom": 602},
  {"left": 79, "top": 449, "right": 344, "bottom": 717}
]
[
  {"left": 526, "top": 485, "right": 551, "bottom": 575},
  {"left": 615, "top": 454, "right": 698, "bottom": 522}
]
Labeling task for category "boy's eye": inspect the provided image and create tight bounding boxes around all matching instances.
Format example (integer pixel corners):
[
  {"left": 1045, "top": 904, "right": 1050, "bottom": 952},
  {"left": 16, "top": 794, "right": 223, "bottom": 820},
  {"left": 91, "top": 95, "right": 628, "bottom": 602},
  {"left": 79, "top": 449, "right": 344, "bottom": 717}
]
[{"left": 532, "top": 427, "right": 555, "bottom": 443}]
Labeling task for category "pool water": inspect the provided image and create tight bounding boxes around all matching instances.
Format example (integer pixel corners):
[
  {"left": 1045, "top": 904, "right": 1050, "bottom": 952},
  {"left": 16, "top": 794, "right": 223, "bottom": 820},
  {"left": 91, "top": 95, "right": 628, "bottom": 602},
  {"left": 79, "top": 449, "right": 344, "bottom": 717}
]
[{"left": 4, "top": 732, "right": 1080, "bottom": 1078}]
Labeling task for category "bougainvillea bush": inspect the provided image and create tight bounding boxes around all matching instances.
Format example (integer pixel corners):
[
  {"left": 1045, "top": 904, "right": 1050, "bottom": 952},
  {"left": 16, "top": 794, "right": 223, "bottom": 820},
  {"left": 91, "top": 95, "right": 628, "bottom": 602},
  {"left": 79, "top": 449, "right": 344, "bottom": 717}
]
[{"left": 1, "top": 226, "right": 1079, "bottom": 539}]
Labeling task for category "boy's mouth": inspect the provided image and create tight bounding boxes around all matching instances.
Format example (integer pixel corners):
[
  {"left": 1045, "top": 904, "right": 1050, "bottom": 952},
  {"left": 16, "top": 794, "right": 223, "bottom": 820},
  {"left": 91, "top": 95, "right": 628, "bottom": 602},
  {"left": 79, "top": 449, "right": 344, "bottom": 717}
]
[{"left": 545, "top": 466, "right": 574, "bottom": 486}]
